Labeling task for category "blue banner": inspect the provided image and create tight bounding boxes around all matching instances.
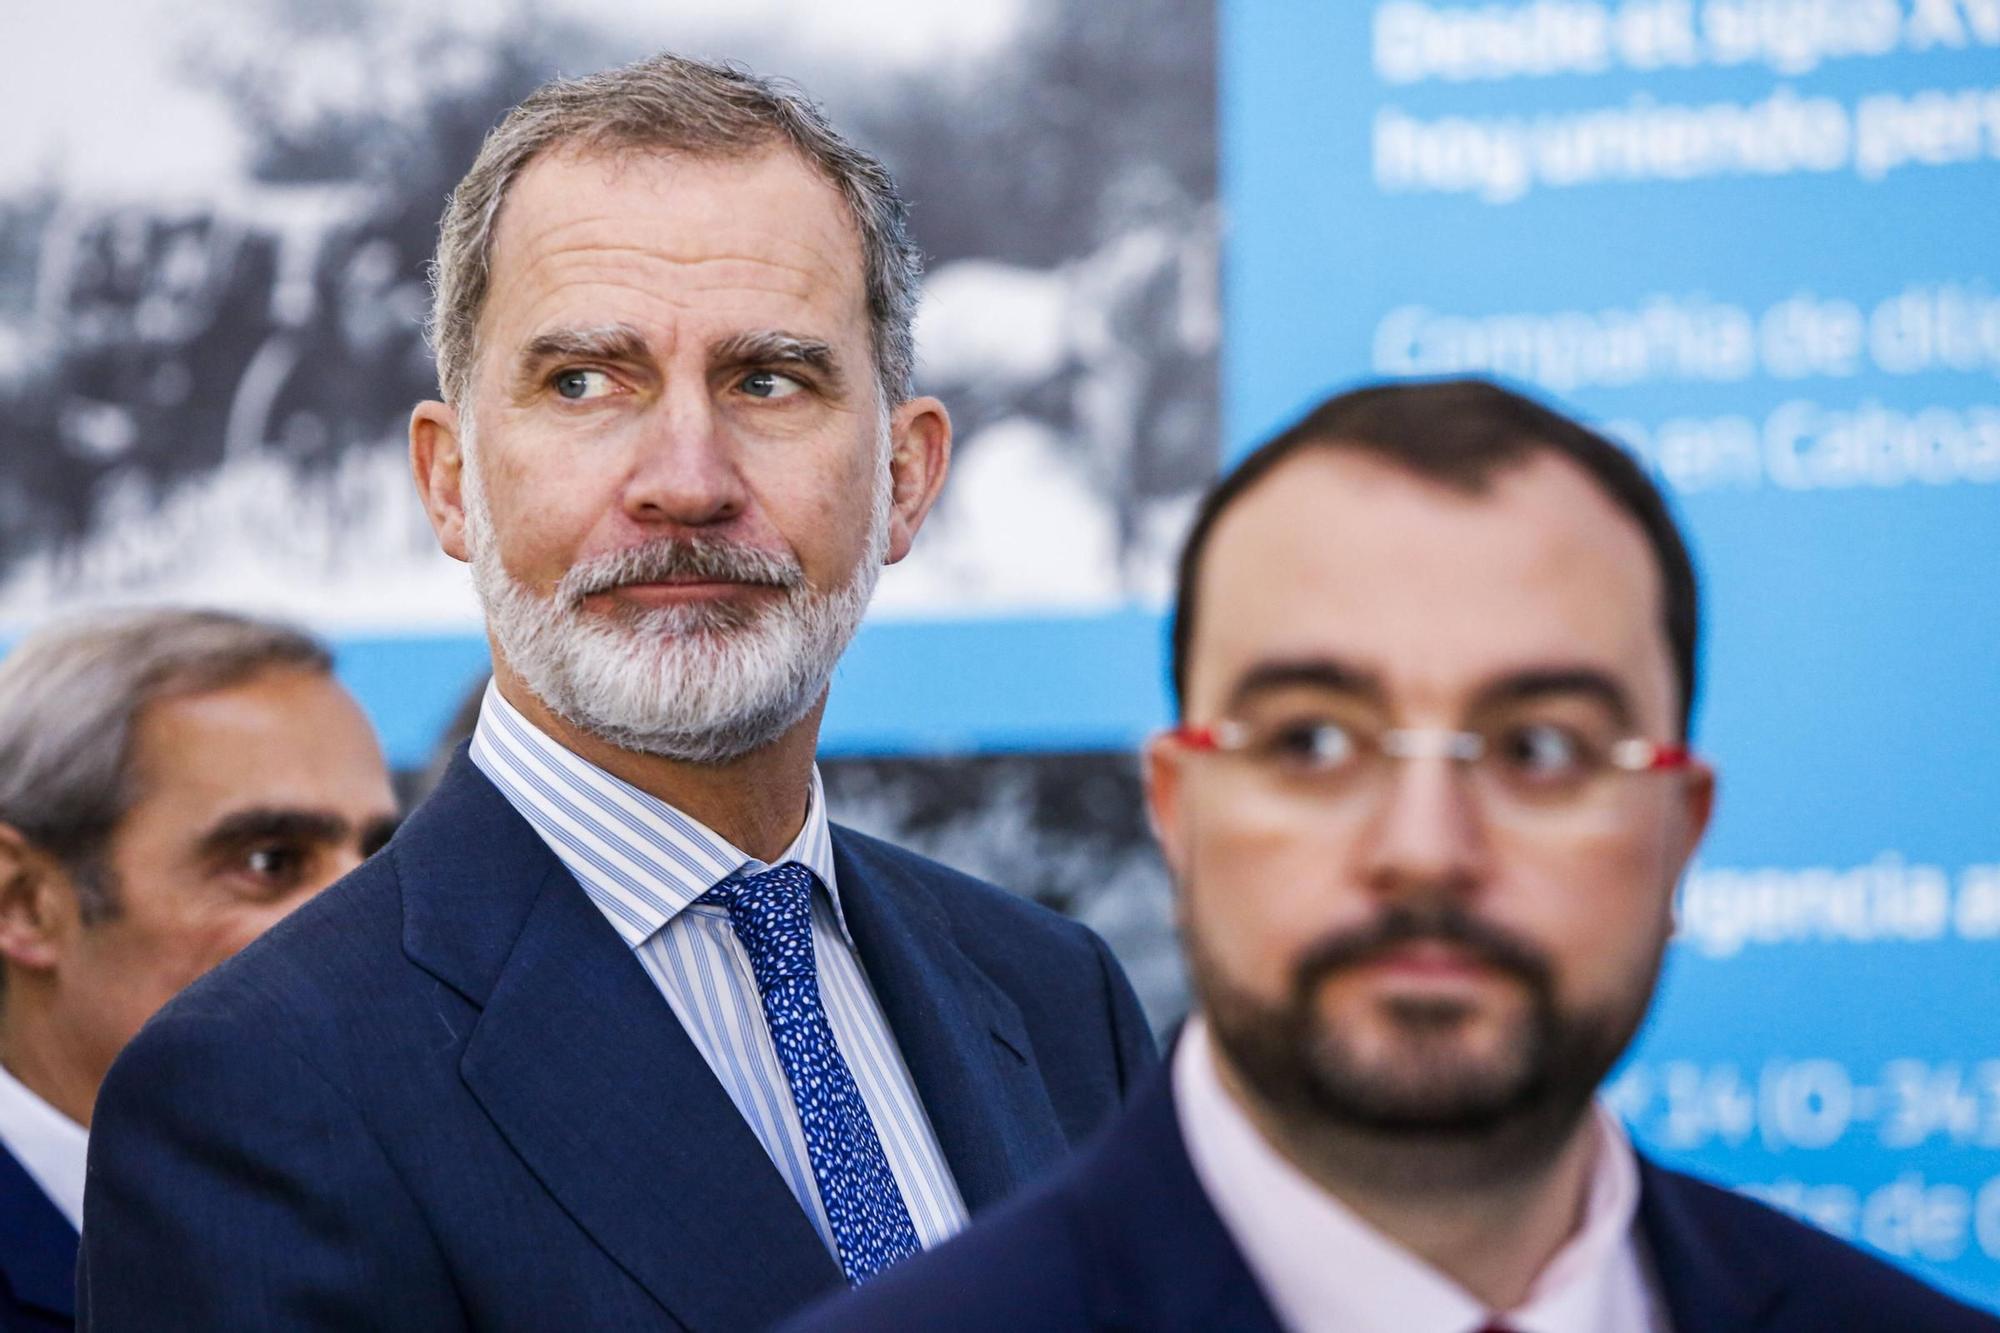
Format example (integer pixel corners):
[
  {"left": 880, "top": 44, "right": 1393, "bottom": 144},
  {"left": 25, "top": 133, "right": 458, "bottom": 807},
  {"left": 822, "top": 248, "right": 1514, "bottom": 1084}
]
[{"left": 1225, "top": 0, "right": 2000, "bottom": 1308}]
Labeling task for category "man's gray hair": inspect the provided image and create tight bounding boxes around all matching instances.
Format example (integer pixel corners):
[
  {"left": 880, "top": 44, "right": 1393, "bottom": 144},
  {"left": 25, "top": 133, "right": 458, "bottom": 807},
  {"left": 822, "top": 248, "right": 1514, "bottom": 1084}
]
[
  {"left": 428, "top": 52, "right": 922, "bottom": 412},
  {"left": 0, "top": 608, "right": 333, "bottom": 921}
]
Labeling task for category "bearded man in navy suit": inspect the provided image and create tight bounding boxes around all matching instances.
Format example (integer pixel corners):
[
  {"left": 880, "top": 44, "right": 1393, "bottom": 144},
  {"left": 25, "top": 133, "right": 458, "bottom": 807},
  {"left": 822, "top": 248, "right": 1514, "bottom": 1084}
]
[
  {"left": 79, "top": 53, "right": 1153, "bottom": 1332},
  {"left": 787, "top": 380, "right": 1999, "bottom": 1332}
]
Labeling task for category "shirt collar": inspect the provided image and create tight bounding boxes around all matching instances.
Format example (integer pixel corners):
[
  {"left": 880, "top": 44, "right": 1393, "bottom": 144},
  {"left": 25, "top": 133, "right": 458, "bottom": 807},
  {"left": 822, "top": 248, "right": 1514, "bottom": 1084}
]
[
  {"left": 1172, "top": 1015, "right": 1657, "bottom": 1333},
  {"left": 468, "top": 680, "right": 850, "bottom": 947},
  {"left": 0, "top": 1060, "right": 87, "bottom": 1232}
]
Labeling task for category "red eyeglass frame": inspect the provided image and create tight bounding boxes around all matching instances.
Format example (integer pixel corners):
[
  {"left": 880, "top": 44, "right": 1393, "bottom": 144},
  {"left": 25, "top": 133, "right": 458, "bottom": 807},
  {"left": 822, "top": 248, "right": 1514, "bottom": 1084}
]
[{"left": 1165, "top": 722, "right": 1696, "bottom": 773}]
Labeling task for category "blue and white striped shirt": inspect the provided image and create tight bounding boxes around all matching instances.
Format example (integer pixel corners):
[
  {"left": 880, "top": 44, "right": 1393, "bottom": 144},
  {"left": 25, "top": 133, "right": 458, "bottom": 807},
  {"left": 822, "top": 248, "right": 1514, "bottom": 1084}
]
[{"left": 469, "top": 683, "right": 969, "bottom": 1258}]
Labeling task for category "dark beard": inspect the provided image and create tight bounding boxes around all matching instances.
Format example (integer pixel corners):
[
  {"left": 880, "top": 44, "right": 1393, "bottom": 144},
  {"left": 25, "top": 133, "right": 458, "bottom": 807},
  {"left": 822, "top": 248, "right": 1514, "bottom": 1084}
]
[{"left": 1191, "top": 899, "right": 1656, "bottom": 1191}]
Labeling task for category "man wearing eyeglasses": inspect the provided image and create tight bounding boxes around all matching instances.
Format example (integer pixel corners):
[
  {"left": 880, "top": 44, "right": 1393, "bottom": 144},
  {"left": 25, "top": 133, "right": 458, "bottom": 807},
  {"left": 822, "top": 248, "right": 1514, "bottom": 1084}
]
[{"left": 787, "top": 378, "right": 1997, "bottom": 1332}]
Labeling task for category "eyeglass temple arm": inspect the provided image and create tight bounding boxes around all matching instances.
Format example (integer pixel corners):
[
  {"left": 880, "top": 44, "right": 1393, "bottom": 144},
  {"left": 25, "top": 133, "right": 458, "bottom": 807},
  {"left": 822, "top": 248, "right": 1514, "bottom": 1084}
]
[
  {"left": 1168, "top": 723, "right": 1245, "bottom": 751},
  {"left": 1610, "top": 740, "right": 1695, "bottom": 771}
]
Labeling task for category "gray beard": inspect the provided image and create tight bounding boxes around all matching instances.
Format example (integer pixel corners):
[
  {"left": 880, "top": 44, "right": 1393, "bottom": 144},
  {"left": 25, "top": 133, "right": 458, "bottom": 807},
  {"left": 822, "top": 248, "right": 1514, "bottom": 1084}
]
[{"left": 462, "top": 450, "right": 889, "bottom": 764}]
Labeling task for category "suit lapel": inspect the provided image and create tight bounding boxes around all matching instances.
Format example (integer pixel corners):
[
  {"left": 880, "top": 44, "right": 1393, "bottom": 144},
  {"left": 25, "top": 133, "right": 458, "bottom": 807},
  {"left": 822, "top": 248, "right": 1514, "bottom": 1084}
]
[
  {"left": 1637, "top": 1157, "right": 1785, "bottom": 1332},
  {"left": 1073, "top": 1066, "right": 1284, "bottom": 1333},
  {"left": 829, "top": 828, "right": 1070, "bottom": 1214},
  {"left": 402, "top": 757, "right": 841, "bottom": 1329},
  {"left": 0, "top": 1143, "right": 78, "bottom": 1320}
]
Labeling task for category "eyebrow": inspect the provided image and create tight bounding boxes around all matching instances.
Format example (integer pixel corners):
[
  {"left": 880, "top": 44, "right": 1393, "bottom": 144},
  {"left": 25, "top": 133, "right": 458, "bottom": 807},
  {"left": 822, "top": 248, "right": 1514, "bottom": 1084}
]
[
  {"left": 195, "top": 808, "right": 400, "bottom": 859},
  {"left": 1225, "top": 658, "right": 1384, "bottom": 713},
  {"left": 710, "top": 330, "right": 845, "bottom": 391},
  {"left": 1471, "top": 668, "right": 1636, "bottom": 726},
  {"left": 360, "top": 815, "right": 402, "bottom": 857},
  {"left": 1223, "top": 658, "right": 1637, "bottom": 727},
  {"left": 512, "top": 323, "right": 653, "bottom": 389},
  {"left": 511, "top": 324, "right": 846, "bottom": 396}
]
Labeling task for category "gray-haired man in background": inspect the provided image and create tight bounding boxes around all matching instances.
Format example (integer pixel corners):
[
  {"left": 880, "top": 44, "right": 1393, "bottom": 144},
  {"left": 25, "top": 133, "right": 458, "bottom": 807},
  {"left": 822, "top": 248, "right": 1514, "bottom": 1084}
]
[{"left": 0, "top": 609, "right": 397, "bottom": 1331}]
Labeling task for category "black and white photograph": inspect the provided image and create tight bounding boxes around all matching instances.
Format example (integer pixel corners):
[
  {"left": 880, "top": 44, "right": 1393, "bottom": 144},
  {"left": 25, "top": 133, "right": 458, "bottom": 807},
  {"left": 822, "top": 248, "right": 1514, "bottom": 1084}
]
[{"left": 0, "top": 0, "right": 1218, "bottom": 629}]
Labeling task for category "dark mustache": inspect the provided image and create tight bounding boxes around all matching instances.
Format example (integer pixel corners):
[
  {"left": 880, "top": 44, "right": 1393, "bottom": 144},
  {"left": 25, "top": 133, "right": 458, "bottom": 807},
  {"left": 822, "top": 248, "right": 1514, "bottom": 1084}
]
[
  {"left": 1292, "top": 901, "right": 1555, "bottom": 998},
  {"left": 558, "top": 537, "right": 804, "bottom": 606}
]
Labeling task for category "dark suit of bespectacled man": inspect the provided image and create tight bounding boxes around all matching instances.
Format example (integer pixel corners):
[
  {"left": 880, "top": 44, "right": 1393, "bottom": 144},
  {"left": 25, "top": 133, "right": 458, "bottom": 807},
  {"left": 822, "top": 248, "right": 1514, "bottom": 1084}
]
[
  {"left": 786, "top": 379, "right": 2000, "bottom": 1333},
  {"left": 78, "top": 52, "right": 1154, "bottom": 1333}
]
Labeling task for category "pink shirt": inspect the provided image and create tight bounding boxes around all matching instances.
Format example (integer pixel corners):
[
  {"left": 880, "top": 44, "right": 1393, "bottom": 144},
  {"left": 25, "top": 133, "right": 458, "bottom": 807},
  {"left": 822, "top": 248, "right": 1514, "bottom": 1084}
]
[{"left": 1173, "top": 1017, "right": 1673, "bottom": 1333}]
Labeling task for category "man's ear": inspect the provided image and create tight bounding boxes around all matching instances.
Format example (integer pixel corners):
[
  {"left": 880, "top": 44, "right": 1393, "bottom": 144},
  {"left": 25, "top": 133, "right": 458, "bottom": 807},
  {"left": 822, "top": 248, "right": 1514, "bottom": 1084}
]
[
  {"left": 882, "top": 396, "right": 952, "bottom": 565},
  {"left": 0, "top": 826, "right": 75, "bottom": 975},
  {"left": 1145, "top": 732, "right": 1204, "bottom": 935},
  {"left": 1143, "top": 732, "right": 1191, "bottom": 881},
  {"left": 1660, "top": 761, "right": 1717, "bottom": 933},
  {"left": 1676, "top": 760, "right": 1718, "bottom": 867},
  {"left": 411, "top": 400, "right": 471, "bottom": 563}
]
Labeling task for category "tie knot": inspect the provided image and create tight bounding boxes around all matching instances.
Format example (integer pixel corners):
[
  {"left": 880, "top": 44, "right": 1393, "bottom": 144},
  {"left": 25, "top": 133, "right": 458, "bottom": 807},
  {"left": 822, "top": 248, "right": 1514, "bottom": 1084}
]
[
  {"left": 708, "top": 862, "right": 818, "bottom": 984},
  {"left": 727, "top": 860, "right": 815, "bottom": 906}
]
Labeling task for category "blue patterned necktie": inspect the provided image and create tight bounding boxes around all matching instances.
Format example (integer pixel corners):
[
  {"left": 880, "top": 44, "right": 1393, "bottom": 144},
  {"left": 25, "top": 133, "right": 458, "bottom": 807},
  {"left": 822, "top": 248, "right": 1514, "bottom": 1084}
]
[{"left": 703, "top": 862, "right": 922, "bottom": 1285}]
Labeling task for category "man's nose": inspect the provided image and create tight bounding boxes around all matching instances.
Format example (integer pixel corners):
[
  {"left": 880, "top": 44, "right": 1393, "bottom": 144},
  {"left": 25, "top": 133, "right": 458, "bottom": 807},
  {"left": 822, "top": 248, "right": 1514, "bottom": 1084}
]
[
  {"left": 619, "top": 384, "right": 750, "bottom": 529},
  {"left": 1350, "top": 753, "right": 1491, "bottom": 901}
]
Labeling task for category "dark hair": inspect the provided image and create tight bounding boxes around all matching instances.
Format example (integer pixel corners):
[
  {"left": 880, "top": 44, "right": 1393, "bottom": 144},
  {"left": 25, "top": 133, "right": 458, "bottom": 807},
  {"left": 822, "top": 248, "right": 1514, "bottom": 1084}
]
[{"left": 1170, "top": 378, "right": 1700, "bottom": 734}]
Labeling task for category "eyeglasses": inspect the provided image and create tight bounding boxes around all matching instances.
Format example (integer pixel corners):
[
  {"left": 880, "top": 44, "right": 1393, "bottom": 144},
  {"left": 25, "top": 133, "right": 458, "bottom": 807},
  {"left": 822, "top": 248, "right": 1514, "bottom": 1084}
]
[{"left": 1165, "top": 714, "right": 1695, "bottom": 827}]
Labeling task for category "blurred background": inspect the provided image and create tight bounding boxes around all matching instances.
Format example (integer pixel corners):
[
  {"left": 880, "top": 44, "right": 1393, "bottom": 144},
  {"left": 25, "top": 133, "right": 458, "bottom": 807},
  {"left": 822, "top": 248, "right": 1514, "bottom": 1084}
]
[{"left": 1, "top": 0, "right": 1994, "bottom": 1309}]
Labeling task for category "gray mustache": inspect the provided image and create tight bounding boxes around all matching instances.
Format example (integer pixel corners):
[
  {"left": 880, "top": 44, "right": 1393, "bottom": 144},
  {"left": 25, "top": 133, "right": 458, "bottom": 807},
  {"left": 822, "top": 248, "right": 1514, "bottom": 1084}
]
[{"left": 558, "top": 537, "right": 804, "bottom": 606}]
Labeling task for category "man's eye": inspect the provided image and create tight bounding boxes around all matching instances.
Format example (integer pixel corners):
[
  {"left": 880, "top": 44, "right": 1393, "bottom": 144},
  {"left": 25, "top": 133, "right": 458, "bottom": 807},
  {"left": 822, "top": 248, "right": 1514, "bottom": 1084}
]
[
  {"left": 1261, "top": 720, "right": 1359, "bottom": 771},
  {"left": 1495, "top": 723, "right": 1596, "bottom": 783},
  {"left": 739, "top": 370, "right": 804, "bottom": 400},
  {"left": 552, "top": 368, "right": 616, "bottom": 401},
  {"left": 241, "top": 843, "right": 307, "bottom": 886}
]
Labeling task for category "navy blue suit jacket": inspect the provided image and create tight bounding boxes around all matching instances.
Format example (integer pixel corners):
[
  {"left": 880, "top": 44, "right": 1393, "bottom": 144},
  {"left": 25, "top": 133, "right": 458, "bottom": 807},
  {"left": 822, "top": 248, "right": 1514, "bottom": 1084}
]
[
  {"left": 786, "top": 1062, "right": 2000, "bottom": 1332},
  {"left": 0, "top": 1144, "right": 74, "bottom": 1331},
  {"left": 78, "top": 754, "right": 1156, "bottom": 1332}
]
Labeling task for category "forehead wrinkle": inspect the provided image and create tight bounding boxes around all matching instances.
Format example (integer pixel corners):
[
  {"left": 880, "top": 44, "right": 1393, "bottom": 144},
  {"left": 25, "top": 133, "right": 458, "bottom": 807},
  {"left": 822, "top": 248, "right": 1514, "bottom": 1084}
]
[
  {"left": 512, "top": 238, "right": 835, "bottom": 288},
  {"left": 486, "top": 251, "right": 852, "bottom": 367},
  {"left": 475, "top": 152, "right": 871, "bottom": 386},
  {"left": 490, "top": 259, "right": 828, "bottom": 337},
  {"left": 492, "top": 196, "right": 856, "bottom": 296},
  {"left": 506, "top": 143, "right": 859, "bottom": 237}
]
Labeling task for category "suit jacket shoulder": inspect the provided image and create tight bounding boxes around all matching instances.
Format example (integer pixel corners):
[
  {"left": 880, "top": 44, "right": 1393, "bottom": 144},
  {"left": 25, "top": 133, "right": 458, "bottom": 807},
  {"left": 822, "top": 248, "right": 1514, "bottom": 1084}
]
[
  {"left": 0, "top": 1142, "right": 76, "bottom": 1330},
  {"left": 81, "top": 755, "right": 1156, "bottom": 1333},
  {"left": 78, "top": 824, "right": 474, "bottom": 1330},
  {"left": 829, "top": 822, "right": 1081, "bottom": 937},
  {"left": 1639, "top": 1158, "right": 2000, "bottom": 1331},
  {"left": 782, "top": 1062, "right": 1281, "bottom": 1333},
  {"left": 830, "top": 822, "right": 1157, "bottom": 1102},
  {"left": 789, "top": 1066, "right": 2000, "bottom": 1333},
  {"left": 115, "top": 822, "right": 420, "bottom": 1079}
]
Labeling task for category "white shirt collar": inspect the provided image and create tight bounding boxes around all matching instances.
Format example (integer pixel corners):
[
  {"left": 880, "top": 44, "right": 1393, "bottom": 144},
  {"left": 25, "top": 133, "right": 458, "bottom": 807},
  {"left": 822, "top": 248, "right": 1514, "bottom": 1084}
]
[
  {"left": 470, "top": 681, "right": 850, "bottom": 947},
  {"left": 1172, "top": 1016, "right": 1668, "bottom": 1333},
  {"left": 0, "top": 1059, "right": 87, "bottom": 1232}
]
